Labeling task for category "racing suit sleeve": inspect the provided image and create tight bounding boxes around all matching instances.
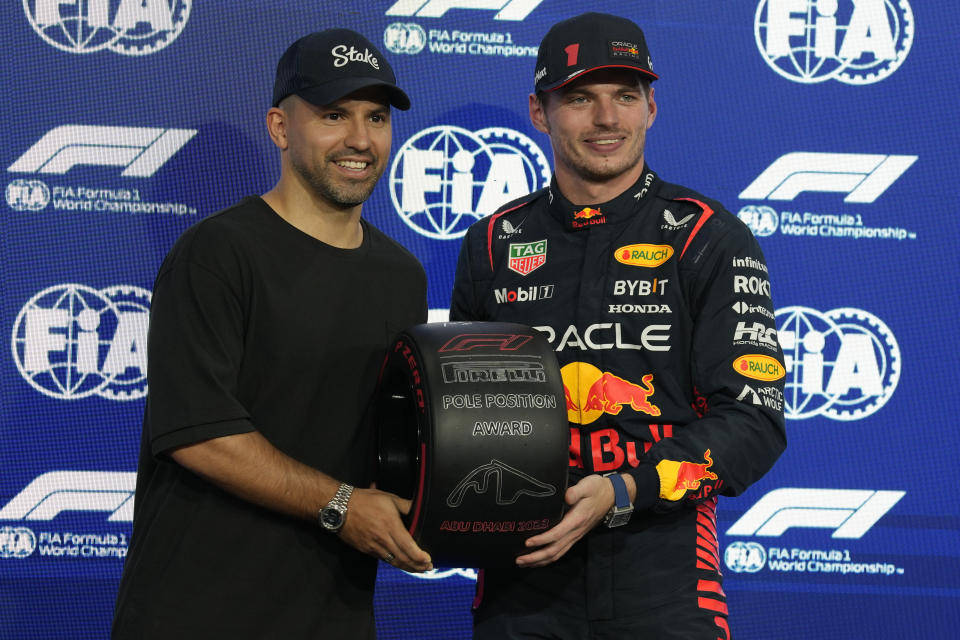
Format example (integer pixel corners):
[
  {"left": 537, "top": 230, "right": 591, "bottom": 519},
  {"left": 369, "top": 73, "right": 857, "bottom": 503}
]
[
  {"left": 628, "top": 213, "right": 787, "bottom": 512},
  {"left": 449, "top": 229, "right": 490, "bottom": 322}
]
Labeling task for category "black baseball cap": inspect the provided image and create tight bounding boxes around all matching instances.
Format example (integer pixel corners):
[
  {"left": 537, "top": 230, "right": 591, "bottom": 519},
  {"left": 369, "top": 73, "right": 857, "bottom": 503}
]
[
  {"left": 272, "top": 29, "right": 410, "bottom": 110},
  {"left": 534, "top": 12, "right": 658, "bottom": 93}
]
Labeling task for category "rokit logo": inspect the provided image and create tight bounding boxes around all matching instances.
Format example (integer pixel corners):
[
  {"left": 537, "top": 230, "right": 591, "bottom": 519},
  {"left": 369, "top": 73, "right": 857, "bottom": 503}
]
[
  {"left": 7, "top": 125, "right": 199, "bottom": 216},
  {"left": 11, "top": 284, "right": 151, "bottom": 400},
  {"left": 494, "top": 285, "right": 553, "bottom": 304},
  {"left": 755, "top": 0, "right": 914, "bottom": 84},
  {"left": 24, "top": 0, "right": 190, "bottom": 55},
  {"left": 776, "top": 306, "right": 900, "bottom": 420},
  {"left": 389, "top": 126, "right": 549, "bottom": 240},
  {"left": 385, "top": 0, "right": 542, "bottom": 21}
]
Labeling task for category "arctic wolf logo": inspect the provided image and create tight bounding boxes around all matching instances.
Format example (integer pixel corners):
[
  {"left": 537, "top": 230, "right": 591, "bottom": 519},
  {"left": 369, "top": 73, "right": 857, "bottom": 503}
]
[{"left": 446, "top": 459, "right": 556, "bottom": 507}]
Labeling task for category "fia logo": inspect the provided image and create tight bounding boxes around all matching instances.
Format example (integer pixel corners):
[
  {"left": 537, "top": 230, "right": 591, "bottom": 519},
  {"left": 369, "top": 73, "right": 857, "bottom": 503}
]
[
  {"left": 754, "top": 0, "right": 914, "bottom": 84},
  {"left": 389, "top": 126, "right": 549, "bottom": 240},
  {"left": 776, "top": 306, "right": 900, "bottom": 420},
  {"left": 384, "top": 23, "right": 427, "bottom": 55},
  {"left": 24, "top": 0, "right": 191, "bottom": 55},
  {"left": 11, "top": 284, "right": 151, "bottom": 400}
]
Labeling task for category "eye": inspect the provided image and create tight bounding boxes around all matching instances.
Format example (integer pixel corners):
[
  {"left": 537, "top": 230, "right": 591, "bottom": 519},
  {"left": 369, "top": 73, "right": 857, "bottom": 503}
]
[{"left": 323, "top": 112, "right": 343, "bottom": 121}]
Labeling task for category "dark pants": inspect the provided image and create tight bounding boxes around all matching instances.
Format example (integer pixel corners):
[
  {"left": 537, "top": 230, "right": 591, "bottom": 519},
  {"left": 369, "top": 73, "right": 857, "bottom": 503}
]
[{"left": 473, "top": 503, "right": 730, "bottom": 640}]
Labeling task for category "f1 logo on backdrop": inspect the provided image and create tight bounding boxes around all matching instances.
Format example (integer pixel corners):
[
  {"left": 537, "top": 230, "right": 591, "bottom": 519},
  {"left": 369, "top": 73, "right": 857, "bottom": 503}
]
[
  {"left": 755, "top": 0, "right": 914, "bottom": 84},
  {"left": 739, "top": 152, "right": 917, "bottom": 203},
  {"left": 11, "top": 284, "right": 151, "bottom": 401},
  {"left": 0, "top": 471, "right": 136, "bottom": 523},
  {"left": 386, "top": 0, "right": 542, "bottom": 20},
  {"left": 776, "top": 306, "right": 900, "bottom": 421},
  {"left": 726, "top": 487, "right": 905, "bottom": 539},
  {"left": 24, "top": 0, "right": 191, "bottom": 55},
  {"left": 8, "top": 125, "right": 197, "bottom": 178},
  {"left": 389, "top": 126, "right": 550, "bottom": 240}
]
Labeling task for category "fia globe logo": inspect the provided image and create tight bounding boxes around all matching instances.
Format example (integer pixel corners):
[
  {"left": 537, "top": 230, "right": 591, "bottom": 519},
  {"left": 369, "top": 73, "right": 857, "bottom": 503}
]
[
  {"left": 776, "top": 306, "right": 900, "bottom": 420},
  {"left": 389, "top": 126, "right": 550, "bottom": 240},
  {"left": 755, "top": 0, "right": 914, "bottom": 84},
  {"left": 724, "top": 541, "right": 766, "bottom": 573},
  {"left": 384, "top": 23, "right": 427, "bottom": 55},
  {"left": 11, "top": 284, "right": 151, "bottom": 400},
  {"left": 23, "top": 0, "right": 191, "bottom": 55}
]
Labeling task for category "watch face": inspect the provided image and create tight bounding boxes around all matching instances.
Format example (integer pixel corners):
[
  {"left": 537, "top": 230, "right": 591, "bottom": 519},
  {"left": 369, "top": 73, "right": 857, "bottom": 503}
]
[
  {"left": 320, "top": 507, "right": 343, "bottom": 530},
  {"left": 605, "top": 507, "right": 633, "bottom": 528}
]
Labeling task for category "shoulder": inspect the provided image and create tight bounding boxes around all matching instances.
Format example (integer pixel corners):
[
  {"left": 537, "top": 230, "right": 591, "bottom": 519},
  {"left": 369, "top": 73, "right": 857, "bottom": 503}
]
[
  {"left": 158, "top": 197, "right": 266, "bottom": 276},
  {"left": 363, "top": 222, "right": 423, "bottom": 266},
  {"left": 463, "top": 187, "right": 549, "bottom": 245},
  {"left": 656, "top": 181, "right": 756, "bottom": 253}
]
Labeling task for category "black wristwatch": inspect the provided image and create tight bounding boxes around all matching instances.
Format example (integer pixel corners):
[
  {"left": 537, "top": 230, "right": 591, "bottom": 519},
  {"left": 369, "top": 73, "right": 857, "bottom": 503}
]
[
  {"left": 319, "top": 483, "right": 354, "bottom": 533},
  {"left": 603, "top": 473, "right": 633, "bottom": 527}
]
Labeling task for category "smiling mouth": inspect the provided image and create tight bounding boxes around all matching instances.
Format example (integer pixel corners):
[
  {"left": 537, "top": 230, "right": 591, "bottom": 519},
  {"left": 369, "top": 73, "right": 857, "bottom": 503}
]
[{"left": 336, "top": 160, "right": 370, "bottom": 171}]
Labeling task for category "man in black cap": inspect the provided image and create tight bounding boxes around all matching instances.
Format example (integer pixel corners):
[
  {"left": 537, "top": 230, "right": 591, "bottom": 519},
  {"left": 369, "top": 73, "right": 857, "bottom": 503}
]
[
  {"left": 113, "top": 29, "right": 431, "bottom": 639},
  {"left": 451, "top": 12, "right": 785, "bottom": 639}
]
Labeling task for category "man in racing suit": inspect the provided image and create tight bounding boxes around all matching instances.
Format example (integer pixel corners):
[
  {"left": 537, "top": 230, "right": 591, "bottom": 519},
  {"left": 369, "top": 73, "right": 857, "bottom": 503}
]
[{"left": 450, "top": 12, "right": 786, "bottom": 639}]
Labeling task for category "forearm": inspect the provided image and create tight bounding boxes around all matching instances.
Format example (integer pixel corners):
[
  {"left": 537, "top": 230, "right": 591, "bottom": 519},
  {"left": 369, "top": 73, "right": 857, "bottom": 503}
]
[{"left": 170, "top": 430, "right": 339, "bottom": 522}]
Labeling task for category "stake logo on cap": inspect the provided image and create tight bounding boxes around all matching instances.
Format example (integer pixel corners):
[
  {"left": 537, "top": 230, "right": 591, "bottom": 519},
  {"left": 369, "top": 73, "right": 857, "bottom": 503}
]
[{"left": 534, "top": 12, "right": 658, "bottom": 93}]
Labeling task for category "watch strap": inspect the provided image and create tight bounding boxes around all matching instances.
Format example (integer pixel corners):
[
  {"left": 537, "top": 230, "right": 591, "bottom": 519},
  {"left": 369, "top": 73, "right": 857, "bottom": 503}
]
[{"left": 605, "top": 472, "right": 630, "bottom": 509}]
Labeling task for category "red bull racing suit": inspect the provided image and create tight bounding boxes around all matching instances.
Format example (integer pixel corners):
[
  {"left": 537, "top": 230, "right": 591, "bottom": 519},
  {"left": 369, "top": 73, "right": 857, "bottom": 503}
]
[{"left": 450, "top": 168, "right": 786, "bottom": 639}]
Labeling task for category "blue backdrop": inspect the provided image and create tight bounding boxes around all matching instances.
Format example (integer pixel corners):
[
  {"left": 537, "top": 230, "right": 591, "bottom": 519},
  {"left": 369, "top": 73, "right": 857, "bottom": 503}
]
[{"left": 2, "top": 1, "right": 958, "bottom": 638}]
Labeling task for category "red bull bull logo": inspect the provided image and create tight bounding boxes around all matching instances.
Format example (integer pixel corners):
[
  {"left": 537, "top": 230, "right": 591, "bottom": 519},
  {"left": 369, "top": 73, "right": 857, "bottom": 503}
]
[
  {"left": 656, "top": 449, "right": 719, "bottom": 501},
  {"left": 573, "top": 207, "right": 602, "bottom": 219},
  {"left": 560, "top": 362, "right": 661, "bottom": 425}
]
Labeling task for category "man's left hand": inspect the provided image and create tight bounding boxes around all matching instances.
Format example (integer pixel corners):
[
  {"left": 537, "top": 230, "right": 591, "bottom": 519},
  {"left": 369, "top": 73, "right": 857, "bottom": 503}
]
[{"left": 514, "top": 474, "right": 614, "bottom": 568}]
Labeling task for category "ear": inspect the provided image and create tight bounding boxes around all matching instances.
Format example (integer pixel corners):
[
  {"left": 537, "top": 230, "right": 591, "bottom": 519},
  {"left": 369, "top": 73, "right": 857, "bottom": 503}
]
[
  {"left": 646, "top": 87, "right": 657, "bottom": 129},
  {"left": 265, "top": 106, "right": 289, "bottom": 150},
  {"left": 529, "top": 93, "right": 550, "bottom": 135}
]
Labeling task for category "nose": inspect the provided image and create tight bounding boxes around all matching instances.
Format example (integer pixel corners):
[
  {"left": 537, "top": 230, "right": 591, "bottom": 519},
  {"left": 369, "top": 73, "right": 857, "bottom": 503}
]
[
  {"left": 343, "top": 119, "right": 372, "bottom": 151},
  {"left": 592, "top": 97, "right": 619, "bottom": 128}
]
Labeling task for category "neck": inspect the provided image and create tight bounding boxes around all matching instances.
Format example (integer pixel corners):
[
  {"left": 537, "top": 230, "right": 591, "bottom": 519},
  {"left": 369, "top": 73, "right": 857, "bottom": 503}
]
[
  {"left": 553, "top": 159, "right": 646, "bottom": 205},
  {"left": 261, "top": 178, "right": 363, "bottom": 249}
]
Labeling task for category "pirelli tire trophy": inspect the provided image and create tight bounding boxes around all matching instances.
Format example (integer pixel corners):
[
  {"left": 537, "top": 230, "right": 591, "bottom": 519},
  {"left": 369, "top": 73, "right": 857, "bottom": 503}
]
[{"left": 375, "top": 321, "right": 569, "bottom": 567}]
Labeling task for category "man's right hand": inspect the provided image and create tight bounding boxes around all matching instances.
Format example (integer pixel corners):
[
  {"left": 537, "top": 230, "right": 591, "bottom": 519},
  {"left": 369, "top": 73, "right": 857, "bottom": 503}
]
[{"left": 339, "top": 487, "right": 433, "bottom": 573}]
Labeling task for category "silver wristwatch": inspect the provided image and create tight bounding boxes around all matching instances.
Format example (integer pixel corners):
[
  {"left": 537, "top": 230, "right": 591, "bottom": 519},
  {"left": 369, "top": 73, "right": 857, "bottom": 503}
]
[{"left": 319, "top": 483, "right": 354, "bottom": 533}]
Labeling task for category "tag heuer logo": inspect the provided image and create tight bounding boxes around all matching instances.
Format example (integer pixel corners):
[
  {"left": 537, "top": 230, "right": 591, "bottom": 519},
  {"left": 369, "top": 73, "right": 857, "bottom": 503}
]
[{"left": 508, "top": 240, "right": 547, "bottom": 276}]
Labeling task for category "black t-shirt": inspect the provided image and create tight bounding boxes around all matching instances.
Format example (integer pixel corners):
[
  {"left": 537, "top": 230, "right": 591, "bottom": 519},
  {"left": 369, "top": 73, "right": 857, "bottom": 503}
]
[{"left": 113, "top": 197, "right": 427, "bottom": 638}]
